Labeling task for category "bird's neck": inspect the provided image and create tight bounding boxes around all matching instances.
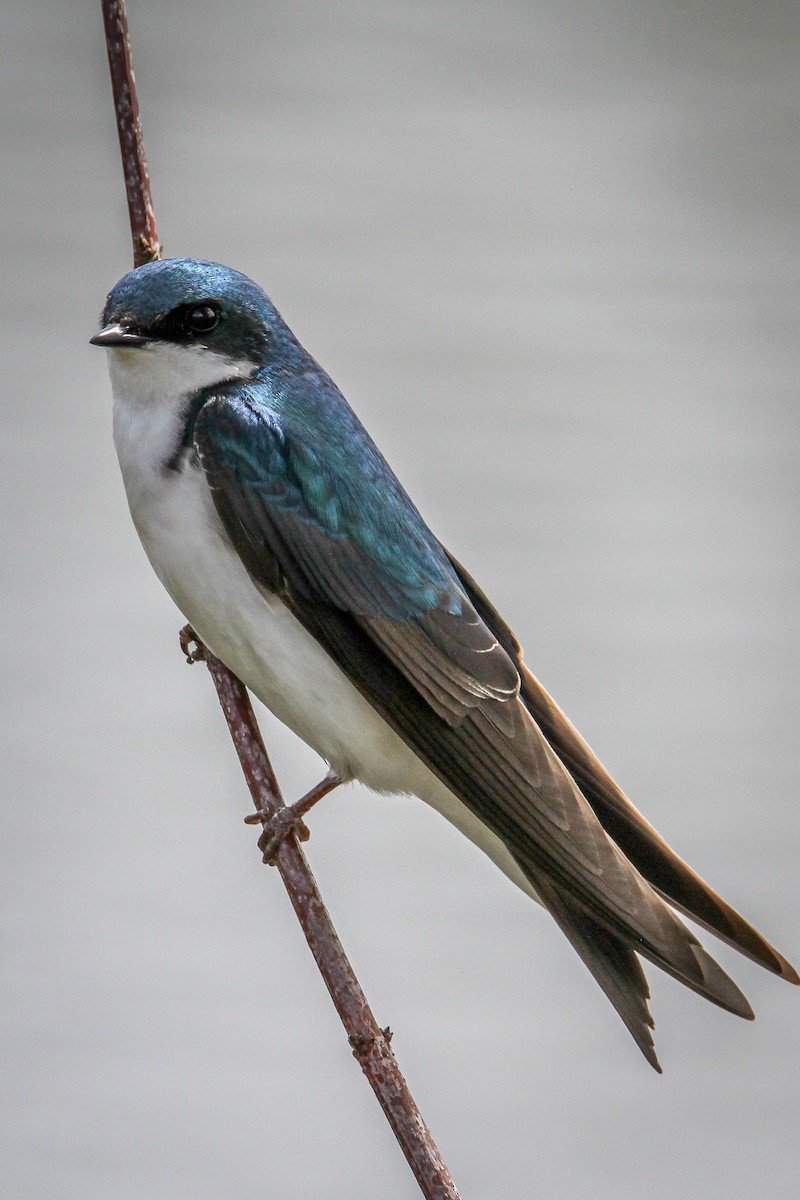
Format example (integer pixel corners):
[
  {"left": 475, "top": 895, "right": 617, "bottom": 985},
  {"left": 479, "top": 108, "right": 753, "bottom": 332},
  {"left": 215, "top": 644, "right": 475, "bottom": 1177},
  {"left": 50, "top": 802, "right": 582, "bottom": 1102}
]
[
  {"left": 109, "top": 342, "right": 253, "bottom": 470},
  {"left": 108, "top": 342, "right": 254, "bottom": 524}
]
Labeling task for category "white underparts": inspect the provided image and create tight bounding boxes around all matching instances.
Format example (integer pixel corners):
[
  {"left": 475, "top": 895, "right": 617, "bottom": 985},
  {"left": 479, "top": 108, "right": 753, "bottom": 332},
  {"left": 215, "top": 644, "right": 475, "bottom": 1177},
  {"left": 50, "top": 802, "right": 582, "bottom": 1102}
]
[{"left": 108, "top": 341, "right": 540, "bottom": 905}]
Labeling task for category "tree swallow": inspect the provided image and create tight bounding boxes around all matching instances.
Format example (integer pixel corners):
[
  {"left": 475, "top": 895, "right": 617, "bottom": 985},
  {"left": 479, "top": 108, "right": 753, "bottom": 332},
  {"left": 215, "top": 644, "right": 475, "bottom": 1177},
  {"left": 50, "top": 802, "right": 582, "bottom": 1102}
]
[{"left": 92, "top": 257, "right": 797, "bottom": 1070}]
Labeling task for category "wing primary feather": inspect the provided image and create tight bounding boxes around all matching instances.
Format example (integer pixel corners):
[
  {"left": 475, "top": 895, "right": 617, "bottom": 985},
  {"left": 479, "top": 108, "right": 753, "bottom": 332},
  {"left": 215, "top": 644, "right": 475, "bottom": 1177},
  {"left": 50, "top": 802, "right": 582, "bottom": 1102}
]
[{"left": 446, "top": 548, "right": 799, "bottom": 985}]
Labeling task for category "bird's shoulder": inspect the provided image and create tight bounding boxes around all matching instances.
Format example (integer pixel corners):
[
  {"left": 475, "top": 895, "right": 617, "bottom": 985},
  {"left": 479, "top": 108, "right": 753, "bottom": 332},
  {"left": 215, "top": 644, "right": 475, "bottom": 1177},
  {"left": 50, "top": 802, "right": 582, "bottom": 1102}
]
[{"left": 194, "top": 377, "right": 465, "bottom": 619}]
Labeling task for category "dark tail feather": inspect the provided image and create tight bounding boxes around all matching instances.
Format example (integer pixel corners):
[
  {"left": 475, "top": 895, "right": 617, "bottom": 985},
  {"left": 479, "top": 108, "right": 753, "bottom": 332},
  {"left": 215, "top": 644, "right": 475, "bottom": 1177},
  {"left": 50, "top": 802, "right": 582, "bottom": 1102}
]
[
  {"left": 533, "top": 874, "right": 662, "bottom": 1071},
  {"left": 531, "top": 868, "right": 755, "bottom": 1070}
]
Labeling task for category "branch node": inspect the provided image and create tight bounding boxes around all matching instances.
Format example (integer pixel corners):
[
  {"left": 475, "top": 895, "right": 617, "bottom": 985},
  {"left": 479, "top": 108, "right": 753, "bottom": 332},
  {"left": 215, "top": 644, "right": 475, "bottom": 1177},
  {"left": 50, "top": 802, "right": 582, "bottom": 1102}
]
[
  {"left": 349, "top": 1032, "right": 376, "bottom": 1058},
  {"left": 135, "top": 231, "right": 162, "bottom": 263}
]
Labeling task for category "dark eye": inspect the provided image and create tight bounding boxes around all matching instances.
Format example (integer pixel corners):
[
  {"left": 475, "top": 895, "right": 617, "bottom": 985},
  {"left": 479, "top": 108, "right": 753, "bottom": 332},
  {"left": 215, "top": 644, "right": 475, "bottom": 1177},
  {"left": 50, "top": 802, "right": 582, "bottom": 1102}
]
[{"left": 186, "top": 304, "right": 220, "bottom": 334}]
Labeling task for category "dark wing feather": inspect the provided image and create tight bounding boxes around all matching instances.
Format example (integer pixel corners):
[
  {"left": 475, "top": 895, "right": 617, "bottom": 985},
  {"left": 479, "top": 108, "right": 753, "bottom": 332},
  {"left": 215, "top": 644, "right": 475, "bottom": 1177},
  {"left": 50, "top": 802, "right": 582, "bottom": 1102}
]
[
  {"left": 278, "top": 591, "right": 757, "bottom": 1032},
  {"left": 193, "top": 390, "right": 780, "bottom": 1067},
  {"left": 446, "top": 551, "right": 800, "bottom": 984}
]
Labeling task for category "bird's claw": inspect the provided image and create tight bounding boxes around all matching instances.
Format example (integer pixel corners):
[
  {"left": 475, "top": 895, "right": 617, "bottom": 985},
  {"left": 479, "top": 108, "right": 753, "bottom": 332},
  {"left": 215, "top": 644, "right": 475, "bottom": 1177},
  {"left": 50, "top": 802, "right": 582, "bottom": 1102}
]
[{"left": 179, "top": 625, "right": 206, "bottom": 664}]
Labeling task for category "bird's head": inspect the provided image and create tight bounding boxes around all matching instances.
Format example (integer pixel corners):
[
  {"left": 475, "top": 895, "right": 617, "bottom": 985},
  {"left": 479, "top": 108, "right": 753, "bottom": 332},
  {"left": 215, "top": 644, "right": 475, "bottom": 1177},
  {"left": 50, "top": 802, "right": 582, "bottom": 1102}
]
[{"left": 91, "top": 258, "right": 286, "bottom": 395}]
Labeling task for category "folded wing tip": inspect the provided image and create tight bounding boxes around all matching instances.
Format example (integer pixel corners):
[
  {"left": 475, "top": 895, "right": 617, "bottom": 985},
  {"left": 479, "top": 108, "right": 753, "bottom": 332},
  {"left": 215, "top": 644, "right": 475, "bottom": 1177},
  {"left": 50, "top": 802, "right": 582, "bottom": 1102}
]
[
  {"left": 773, "top": 952, "right": 800, "bottom": 986},
  {"left": 689, "top": 943, "right": 755, "bottom": 1021}
]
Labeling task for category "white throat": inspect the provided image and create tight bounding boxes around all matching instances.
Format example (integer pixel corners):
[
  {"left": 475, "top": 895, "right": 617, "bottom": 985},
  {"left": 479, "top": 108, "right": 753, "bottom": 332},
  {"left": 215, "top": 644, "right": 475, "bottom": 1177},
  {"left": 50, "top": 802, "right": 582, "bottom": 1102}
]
[
  {"left": 108, "top": 339, "right": 255, "bottom": 411},
  {"left": 108, "top": 340, "right": 255, "bottom": 531},
  {"left": 108, "top": 340, "right": 256, "bottom": 474}
]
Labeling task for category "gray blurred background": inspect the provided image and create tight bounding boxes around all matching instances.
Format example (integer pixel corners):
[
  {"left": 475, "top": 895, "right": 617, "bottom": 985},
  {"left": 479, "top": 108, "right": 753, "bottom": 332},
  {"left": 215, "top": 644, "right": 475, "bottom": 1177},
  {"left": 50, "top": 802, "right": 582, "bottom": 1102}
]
[{"left": 1, "top": 1, "right": 798, "bottom": 1196}]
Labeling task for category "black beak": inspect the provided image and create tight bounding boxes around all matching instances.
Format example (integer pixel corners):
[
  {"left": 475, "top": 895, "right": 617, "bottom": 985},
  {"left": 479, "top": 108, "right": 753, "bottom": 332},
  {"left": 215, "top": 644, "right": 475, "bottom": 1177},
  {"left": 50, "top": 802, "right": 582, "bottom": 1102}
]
[{"left": 90, "top": 323, "right": 152, "bottom": 348}]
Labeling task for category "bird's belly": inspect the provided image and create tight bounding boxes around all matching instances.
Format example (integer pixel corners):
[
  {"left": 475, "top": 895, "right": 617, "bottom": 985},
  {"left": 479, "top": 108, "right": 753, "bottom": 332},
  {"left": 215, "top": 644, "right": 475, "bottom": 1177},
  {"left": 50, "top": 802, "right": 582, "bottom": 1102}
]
[
  {"left": 125, "top": 462, "right": 539, "bottom": 903},
  {"left": 127, "top": 463, "right": 396, "bottom": 777}
]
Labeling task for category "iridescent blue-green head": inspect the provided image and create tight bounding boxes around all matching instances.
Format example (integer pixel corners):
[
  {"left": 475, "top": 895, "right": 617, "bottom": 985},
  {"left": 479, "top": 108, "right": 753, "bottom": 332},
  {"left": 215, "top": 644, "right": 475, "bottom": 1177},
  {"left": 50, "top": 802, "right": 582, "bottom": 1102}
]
[{"left": 92, "top": 257, "right": 290, "bottom": 367}]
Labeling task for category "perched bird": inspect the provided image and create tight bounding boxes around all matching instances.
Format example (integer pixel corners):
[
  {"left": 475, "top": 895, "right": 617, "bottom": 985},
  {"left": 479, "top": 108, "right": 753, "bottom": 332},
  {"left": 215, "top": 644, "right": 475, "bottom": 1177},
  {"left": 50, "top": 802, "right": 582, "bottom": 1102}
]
[{"left": 92, "top": 257, "right": 797, "bottom": 1070}]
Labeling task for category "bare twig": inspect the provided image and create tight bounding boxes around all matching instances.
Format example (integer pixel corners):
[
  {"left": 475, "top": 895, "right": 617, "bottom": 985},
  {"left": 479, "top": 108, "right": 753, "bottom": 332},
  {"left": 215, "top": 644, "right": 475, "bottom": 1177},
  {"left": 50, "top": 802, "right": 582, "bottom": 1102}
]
[
  {"left": 101, "top": 0, "right": 161, "bottom": 266},
  {"left": 100, "top": 3, "right": 460, "bottom": 1195}
]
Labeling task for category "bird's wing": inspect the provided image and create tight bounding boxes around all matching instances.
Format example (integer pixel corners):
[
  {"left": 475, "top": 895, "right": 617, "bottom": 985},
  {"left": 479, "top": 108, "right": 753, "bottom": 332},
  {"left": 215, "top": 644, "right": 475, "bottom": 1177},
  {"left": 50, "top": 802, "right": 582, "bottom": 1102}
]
[
  {"left": 194, "top": 389, "right": 757, "bottom": 1065},
  {"left": 194, "top": 389, "right": 519, "bottom": 730}
]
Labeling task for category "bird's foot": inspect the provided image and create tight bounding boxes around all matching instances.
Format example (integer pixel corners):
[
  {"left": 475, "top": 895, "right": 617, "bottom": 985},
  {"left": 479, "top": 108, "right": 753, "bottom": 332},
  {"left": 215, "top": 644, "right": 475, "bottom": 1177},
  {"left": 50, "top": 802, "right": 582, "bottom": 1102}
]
[
  {"left": 247, "top": 804, "right": 312, "bottom": 863},
  {"left": 179, "top": 625, "right": 206, "bottom": 664},
  {"left": 244, "top": 770, "right": 343, "bottom": 864}
]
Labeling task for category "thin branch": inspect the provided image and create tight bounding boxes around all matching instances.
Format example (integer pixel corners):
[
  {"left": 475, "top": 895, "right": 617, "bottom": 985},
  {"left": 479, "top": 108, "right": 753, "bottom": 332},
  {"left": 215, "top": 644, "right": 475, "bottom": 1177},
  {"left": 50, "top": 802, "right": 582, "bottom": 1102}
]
[
  {"left": 99, "top": 4, "right": 460, "bottom": 1195},
  {"left": 101, "top": 0, "right": 161, "bottom": 266}
]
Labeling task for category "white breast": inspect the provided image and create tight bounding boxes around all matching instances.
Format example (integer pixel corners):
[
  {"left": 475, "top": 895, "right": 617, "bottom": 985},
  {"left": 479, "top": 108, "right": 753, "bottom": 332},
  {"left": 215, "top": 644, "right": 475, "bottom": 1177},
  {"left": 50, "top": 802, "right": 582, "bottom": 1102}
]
[{"left": 108, "top": 342, "right": 539, "bottom": 903}]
